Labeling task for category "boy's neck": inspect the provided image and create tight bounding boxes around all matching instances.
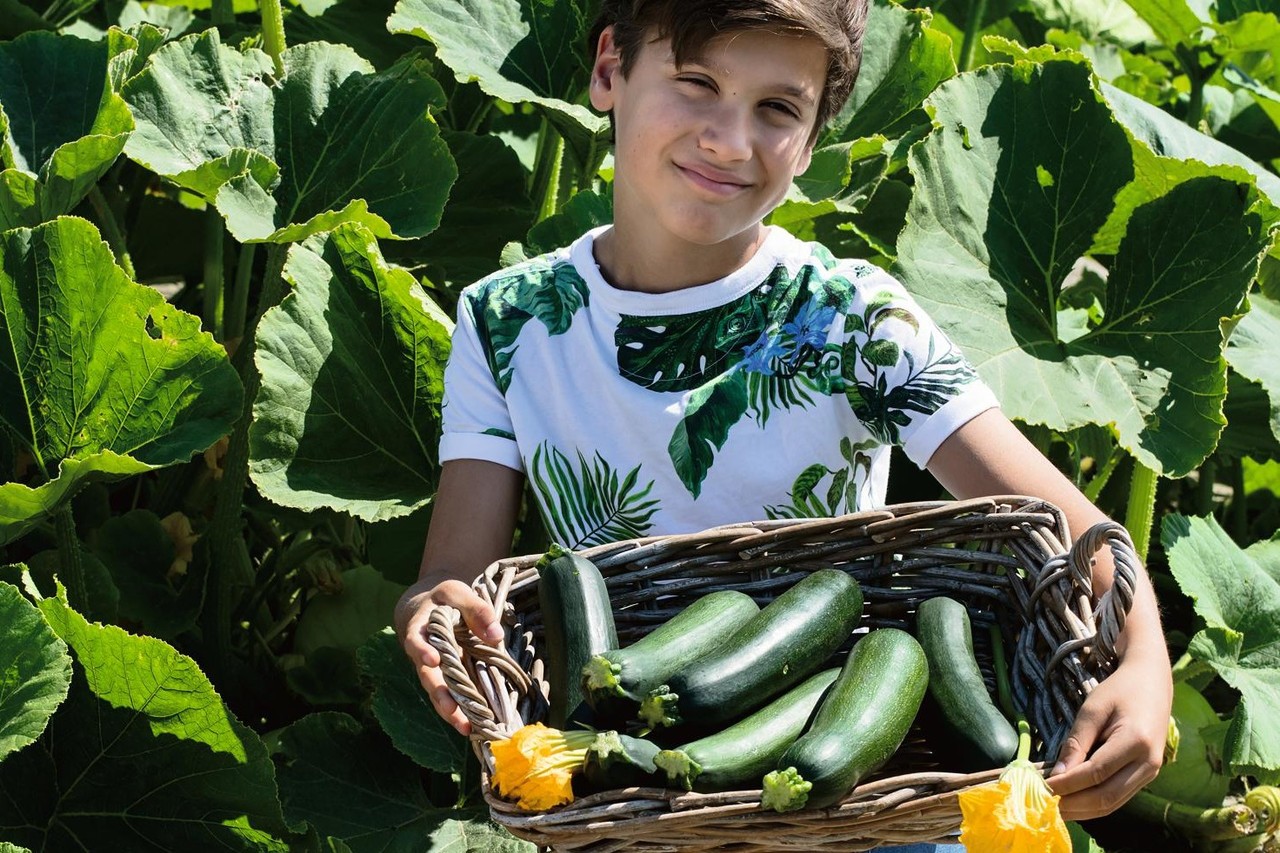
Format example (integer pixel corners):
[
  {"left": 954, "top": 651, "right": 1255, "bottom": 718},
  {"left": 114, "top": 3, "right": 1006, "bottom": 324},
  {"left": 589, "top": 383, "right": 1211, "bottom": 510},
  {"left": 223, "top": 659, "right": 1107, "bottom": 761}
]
[{"left": 592, "top": 219, "right": 769, "bottom": 294}]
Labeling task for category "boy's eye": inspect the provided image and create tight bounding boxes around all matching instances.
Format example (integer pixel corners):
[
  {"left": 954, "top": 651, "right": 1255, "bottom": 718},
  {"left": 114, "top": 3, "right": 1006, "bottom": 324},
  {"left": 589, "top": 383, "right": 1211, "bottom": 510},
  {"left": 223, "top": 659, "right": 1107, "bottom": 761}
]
[
  {"left": 764, "top": 101, "right": 800, "bottom": 119},
  {"left": 677, "top": 76, "right": 714, "bottom": 90}
]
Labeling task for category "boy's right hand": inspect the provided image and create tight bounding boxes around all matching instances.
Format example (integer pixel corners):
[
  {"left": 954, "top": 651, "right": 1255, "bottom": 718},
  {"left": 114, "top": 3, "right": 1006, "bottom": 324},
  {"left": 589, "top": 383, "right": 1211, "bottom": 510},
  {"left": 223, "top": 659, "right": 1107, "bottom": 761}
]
[{"left": 395, "top": 577, "right": 505, "bottom": 736}]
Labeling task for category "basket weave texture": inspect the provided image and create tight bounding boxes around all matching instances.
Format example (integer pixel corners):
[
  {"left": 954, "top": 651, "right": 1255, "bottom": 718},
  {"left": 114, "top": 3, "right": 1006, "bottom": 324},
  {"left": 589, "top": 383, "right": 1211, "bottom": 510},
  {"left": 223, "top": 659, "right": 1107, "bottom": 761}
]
[{"left": 428, "top": 496, "right": 1138, "bottom": 852}]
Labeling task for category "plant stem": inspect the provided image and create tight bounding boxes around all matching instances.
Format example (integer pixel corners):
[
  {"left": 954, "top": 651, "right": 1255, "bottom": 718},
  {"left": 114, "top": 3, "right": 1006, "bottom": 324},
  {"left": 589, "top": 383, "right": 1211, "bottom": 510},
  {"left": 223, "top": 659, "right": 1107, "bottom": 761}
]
[
  {"left": 210, "top": 0, "right": 234, "bottom": 25},
  {"left": 259, "top": 0, "right": 287, "bottom": 77},
  {"left": 990, "top": 622, "right": 1017, "bottom": 722},
  {"left": 204, "top": 243, "right": 289, "bottom": 689},
  {"left": 1197, "top": 456, "right": 1218, "bottom": 517},
  {"left": 226, "top": 243, "right": 258, "bottom": 342},
  {"left": 1083, "top": 445, "right": 1123, "bottom": 503},
  {"left": 529, "top": 117, "right": 565, "bottom": 223},
  {"left": 87, "top": 185, "right": 136, "bottom": 280},
  {"left": 1015, "top": 718, "right": 1031, "bottom": 762},
  {"left": 55, "top": 504, "right": 86, "bottom": 610},
  {"left": 1124, "top": 789, "right": 1259, "bottom": 841},
  {"left": 464, "top": 101, "right": 493, "bottom": 134},
  {"left": 1230, "top": 457, "right": 1248, "bottom": 542},
  {"left": 1172, "top": 652, "right": 1216, "bottom": 687},
  {"left": 1125, "top": 460, "right": 1159, "bottom": 563},
  {"left": 958, "top": 0, "right": 989, "bottom": 73},
  {"left": 203, "top": 209, "right": 225, "bottom": 340}
]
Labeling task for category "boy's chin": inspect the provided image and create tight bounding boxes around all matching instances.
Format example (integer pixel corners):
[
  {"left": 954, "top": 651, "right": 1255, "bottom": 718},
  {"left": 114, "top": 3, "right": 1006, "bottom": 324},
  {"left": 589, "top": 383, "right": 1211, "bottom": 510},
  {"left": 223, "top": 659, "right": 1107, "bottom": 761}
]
[{"left": 657, "top": 210, "right": 765, "bottom": 248}]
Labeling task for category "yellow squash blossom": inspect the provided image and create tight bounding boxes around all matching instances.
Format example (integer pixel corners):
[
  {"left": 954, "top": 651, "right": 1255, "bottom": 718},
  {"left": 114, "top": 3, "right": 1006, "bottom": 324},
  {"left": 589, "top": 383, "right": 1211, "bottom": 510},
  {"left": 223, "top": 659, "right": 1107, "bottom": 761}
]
[
  {"left": 490, "top": 723, "right": 596, "bottom": 811},
  {"left": 957, "top": 721, "right": 1071, "bottom": 853}
]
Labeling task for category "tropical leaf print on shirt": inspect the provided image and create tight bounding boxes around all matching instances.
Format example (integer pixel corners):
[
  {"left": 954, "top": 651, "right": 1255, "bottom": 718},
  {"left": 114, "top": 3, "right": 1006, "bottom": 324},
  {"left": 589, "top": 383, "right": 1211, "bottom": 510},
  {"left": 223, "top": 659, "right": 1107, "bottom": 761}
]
[
  {"left": 840, "top": 290, "right": 979, "bottom": 445},
  {"left": 764, "top": 437, "right": 875, "bottom": 519},
  {"left": 529, "top": 442, "right": 660, "bottom": 549},
  {"left": 469, "top": 260, "right": 590, "bottom": 392}
]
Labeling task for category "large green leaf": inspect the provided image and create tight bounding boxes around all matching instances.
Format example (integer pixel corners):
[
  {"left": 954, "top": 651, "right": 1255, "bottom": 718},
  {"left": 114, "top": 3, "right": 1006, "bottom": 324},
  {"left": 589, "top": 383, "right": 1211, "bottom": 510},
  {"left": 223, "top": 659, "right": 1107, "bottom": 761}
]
[
  {"left": 285, "top": 0, "right": 419, "bottom": 71},
  {"left": 525, "top": 187, "right": 612, "bottom": 255},
  {"left": 1163, "top": 514, "right": 1280, "bottom": 781},
  {"left": 0, "top": 31, "right": 134, "bottom": 229},
  {"left": 357, "top": 629, "right": 468, "bottom": 773},
  {"left": 293, "top": 565, "right": 406, "bottom": 657},
  {"left": 1099, "top": 80, "right": 1280, "bottom": 205},
  {"left": 89, "top": 508, "right": 206, "bottom": 639},
  {"left": 387, "top": 130, "right": 536, "bottom": 287},
  {"left": 823, "top": 0, "right": 955, "bottom": 144},
  {"left": 896, "top": 59, "right": 1268, "bottom": 477},
  {"left": 123, "top": 30, "right": 455, "bottom": 243},
  {"left": 427, "top": 815, "right": 536, "bottom": 853},
  {"left": 387, "top": 0, "right": 611, "bottom": 169},
  {"left": 1227, "top": 294, "right": 1280, "bottom": 446},
  {"left": 0, "top": 217, "right": 242, "bottom": 546},
  {"left": 1124, "top": 0, "right": 1211, "bottom": 50},
  {"left": 0, "top": 591, "right": 290, "bottom": 850},
  {"left": 274, "top": 712, "right": 448, "bottom": 852},
  {"left": 0, "top": 580, "right": 70, "bottom": 762},
  {"left": 1022, "top": 0, "right": 1156, "bottom": 46},
  {"left": 249, "top": 224, "right": 452, "bottom": 521}
]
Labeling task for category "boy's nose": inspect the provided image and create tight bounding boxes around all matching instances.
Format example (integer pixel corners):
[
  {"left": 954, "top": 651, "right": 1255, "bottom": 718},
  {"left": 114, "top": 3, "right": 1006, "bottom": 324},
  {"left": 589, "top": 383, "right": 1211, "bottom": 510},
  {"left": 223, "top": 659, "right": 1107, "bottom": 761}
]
[{"left": 697, "top": 103, "right": 753, "bottom": 163}]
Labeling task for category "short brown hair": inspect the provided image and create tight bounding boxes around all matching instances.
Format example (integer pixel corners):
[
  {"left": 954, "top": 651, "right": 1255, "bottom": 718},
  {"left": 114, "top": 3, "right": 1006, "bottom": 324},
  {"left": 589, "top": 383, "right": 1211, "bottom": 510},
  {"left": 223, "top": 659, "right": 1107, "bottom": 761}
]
[{"left": 589, "top": 0, "right": 870, "bottom": 135}]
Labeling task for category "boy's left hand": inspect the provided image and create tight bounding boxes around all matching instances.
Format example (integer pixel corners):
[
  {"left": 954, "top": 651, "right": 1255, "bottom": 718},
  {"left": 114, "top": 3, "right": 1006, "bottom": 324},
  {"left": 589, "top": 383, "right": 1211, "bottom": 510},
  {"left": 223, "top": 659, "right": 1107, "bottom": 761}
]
[{"left": 1047, "top": 653, "right": 1172, "bottom": 819}]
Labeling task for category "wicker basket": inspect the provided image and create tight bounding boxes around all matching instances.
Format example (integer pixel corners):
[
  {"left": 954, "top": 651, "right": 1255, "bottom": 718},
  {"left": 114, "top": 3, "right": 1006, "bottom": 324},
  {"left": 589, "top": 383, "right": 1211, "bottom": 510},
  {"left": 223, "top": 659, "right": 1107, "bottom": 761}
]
[{"left": 427, "top": 496, "right": 1138, "bottom": 852}]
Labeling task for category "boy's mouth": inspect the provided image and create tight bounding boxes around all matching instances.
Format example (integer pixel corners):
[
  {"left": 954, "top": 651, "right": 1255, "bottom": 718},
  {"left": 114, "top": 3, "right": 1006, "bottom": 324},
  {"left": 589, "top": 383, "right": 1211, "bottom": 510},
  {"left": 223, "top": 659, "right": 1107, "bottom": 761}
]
[{"left": 676, "top": 162, "right": 750, "bottom": 195}]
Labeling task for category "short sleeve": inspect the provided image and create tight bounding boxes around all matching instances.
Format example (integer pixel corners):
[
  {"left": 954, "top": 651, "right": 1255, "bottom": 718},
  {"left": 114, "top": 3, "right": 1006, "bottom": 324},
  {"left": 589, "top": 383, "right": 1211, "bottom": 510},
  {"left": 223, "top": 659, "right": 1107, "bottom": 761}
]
[
  {"left": 839, "top": 269, "right": 999, "bottom": 468},
  {"left": 439, "top": 294, "right": 524, "bottom": 471}
]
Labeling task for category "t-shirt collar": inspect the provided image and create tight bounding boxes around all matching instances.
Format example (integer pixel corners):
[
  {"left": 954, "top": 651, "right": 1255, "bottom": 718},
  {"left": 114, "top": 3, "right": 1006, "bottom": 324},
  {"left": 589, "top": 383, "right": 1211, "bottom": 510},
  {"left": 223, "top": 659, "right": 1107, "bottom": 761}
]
[{"left": 570, "top": 224, "right": 792, "bottom": 316}]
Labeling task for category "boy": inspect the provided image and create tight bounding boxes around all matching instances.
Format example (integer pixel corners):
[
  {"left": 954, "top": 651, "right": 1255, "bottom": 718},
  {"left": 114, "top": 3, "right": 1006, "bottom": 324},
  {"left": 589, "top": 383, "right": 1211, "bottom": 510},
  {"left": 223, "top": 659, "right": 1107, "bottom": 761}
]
[{"left": 396, "top": 0, "right": 1172, "bottom": 844}]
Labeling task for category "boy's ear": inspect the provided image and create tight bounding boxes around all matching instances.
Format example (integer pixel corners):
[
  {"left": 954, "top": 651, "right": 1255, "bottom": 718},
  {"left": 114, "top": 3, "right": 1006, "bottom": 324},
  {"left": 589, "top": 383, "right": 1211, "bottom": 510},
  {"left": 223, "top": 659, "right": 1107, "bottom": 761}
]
[
  {"left": 590, "top": 25, "right": 623, "bottom": 112},
  {"left": 796, "top": 143, "right": 814, "bottom": 176}
]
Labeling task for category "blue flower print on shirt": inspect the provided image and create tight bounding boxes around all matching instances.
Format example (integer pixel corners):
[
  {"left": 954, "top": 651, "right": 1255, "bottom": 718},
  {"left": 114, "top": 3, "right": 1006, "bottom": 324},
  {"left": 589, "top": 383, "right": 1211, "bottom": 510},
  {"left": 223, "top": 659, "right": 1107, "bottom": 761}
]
[
  {"left": 782, "top": 298, "right": 837, "bottom": 352},
  {"left": 741, "top": 327, "right": 793, "bottom": 375}
]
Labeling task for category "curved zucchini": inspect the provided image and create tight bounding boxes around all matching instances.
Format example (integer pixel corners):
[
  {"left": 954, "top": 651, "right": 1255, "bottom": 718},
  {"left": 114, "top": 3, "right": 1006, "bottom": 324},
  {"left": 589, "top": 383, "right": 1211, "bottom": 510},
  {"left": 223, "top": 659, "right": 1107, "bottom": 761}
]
[
  {"left": 582, "top": 590, "right": 759, "bottom": 711},
  {"left": 537, "top": 544, "right": 618, "bottom": 728},
  {"left": 762, "top": 627, "right": 927, "bottom": 812},
  {"left": 654, "top": 668, "right": 839, "bottom": 792},
  {"left": 639, "top": 569, "right": 863, "bottom": 730},
  {"left": 916, "top": 596, "right": 1018, "bottom": 771}
]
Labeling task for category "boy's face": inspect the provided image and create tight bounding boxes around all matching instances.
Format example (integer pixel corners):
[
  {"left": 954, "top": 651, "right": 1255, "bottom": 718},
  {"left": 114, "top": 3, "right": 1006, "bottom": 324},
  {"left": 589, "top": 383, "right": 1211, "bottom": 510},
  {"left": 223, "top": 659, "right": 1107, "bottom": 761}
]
[{"left": 590, "top": 25, "right": 825, "bottom": 250}]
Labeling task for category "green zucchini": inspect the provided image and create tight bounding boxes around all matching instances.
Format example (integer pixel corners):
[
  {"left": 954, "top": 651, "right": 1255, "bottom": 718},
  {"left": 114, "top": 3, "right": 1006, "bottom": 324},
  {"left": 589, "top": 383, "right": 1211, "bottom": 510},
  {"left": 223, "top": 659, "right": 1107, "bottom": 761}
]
[
  {"left": 537, "top": 544, "right": 618, "bottom": 729},
  {"left": 762, "top": 627, "right": 927, "bottom": 812},
  {"left": 579, "top": 731, "right": 663, "bottom": 792},
  {"left": 654, "top": 667, "right": 839, "bottom": 792},
  {"left": 639, "top": 569, "right": 863, "bottom": 730},
  {"left": 582, "top": 589, "right": 759, "bottom": 713},
  {"left": 915, "top": 596, "right": 1018, "bottom": 771}
]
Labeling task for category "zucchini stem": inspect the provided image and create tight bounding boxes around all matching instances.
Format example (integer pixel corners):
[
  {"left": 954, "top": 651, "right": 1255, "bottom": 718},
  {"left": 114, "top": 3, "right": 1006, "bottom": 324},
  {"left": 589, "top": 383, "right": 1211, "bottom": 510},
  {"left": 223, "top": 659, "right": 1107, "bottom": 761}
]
[
  {"left": 761, "top": 766, "right": 811, "bottom": 813},
  {"left": 1124, "top": 788, "right": 1259, "bottom": 841},
  {"left": 637, "top": 686, "right": 681, "bottom": 729}
]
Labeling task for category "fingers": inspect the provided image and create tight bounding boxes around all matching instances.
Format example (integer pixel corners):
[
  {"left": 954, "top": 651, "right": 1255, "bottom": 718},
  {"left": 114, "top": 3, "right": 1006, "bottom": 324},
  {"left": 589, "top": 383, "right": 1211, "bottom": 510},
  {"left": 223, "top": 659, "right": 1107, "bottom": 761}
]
[
  {"left": 434, "top": 579, "right": 504, "bottom": 644},
  {"left": 1056, "top": 757, "right": 1160, "bottom": 819},
  {"left": 418, "top": 658, "right": 473, "bottom": 737},
  {"left": 1049, "top": 698, "right": 1110, "bottom": 792}
]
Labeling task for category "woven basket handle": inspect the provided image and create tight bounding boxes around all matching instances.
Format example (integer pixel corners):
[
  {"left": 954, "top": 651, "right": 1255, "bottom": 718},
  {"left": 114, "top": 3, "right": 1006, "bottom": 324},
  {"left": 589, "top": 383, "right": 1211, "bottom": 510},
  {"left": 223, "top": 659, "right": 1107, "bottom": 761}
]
[
  {"left": 425, "top": 603, "right": 528, "bottom": 743},
  {"left": 1068, "top": 520, "right": 1139, "bottom": 665}
]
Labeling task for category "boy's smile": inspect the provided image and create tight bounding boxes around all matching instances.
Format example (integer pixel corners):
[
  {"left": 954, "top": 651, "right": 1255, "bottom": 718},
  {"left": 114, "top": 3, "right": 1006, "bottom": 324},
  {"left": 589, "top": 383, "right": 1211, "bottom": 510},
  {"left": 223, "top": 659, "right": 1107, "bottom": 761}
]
[{"left": 589, "top": 25, "right": 827, "bottom": 293}]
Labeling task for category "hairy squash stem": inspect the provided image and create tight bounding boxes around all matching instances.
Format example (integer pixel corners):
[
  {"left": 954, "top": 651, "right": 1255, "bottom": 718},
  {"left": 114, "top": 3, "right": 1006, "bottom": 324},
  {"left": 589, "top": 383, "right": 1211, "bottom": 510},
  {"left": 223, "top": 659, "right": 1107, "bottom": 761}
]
[
  {"left": 1196, "top": 456, "right": 1217, "bottom": 516},
  {"left": 958, "top": 0, "right": 989, "bottom": 73},
  {"left": 55, "top": 504, "right": 87, "bottom": 610},
  {"left": 259, "top": 0, "right": 287, "bottom": 77},
  {"left": 1125, "top": 460, "right": 1159, "bottom": 563},
  {"left": 529, "top": 117, "right": 565, "bottom": 223},
  {"left": 1125, "top": 788, "right": 1260, "bottom": 841},
  {"left": 87, "top": 186, "right": 136, "bottom": 280},
  {"left": 203, "top": 210, "right": 225, "bottom": 340},
  {"left": 206, "top": 244, "right": 289, "bottom": 688}
]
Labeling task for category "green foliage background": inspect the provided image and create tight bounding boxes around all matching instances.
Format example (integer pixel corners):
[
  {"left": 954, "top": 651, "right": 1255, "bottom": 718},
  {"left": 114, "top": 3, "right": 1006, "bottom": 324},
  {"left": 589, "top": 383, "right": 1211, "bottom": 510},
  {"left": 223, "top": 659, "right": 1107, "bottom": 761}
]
[{"left": 2, "top": 0, "right": 1280, "bottom": 850}]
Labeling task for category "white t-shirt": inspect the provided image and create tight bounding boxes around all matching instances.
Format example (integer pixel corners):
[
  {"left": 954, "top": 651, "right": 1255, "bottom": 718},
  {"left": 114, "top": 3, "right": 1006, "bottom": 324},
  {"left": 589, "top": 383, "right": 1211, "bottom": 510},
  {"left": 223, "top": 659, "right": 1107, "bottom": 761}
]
[{"left": 440, "top": 224, "right": 999, "bottom": 548}]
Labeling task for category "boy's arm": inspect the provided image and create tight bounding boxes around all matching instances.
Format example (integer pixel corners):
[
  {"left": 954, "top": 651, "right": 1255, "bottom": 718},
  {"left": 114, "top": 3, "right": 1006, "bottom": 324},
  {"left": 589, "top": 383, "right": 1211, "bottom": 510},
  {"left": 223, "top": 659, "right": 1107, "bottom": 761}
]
[
  {"left": 926, "top": 408, "right": 1171, "bottom": 819},
  {"left": 395, "top": 458, "right": 524, "bottom": 735}
]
